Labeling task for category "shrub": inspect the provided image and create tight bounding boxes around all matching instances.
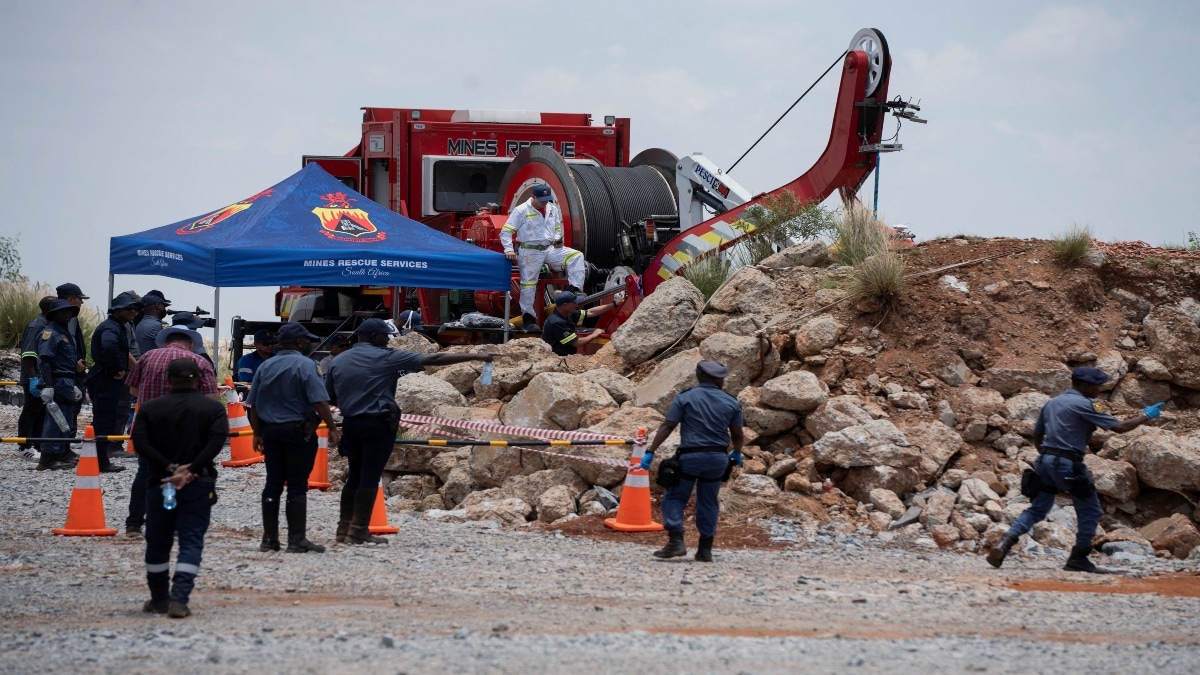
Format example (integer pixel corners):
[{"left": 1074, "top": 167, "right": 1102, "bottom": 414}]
[
  {"left": 0, "top": 235, "right": 20, "bottom": 283},
  {"left": 834, "top": 202, "right": 888, "bottom": 266},
  {"left": 1049, "top": 224, "right": 1093, "bottom": 264},
  {"left": 736, "top": 190, "right": 838, "bottom": 266},
  {"left": 1143, "top": 256, "right": 1164, "bottom": 270},
  {"left": 0, "top": 279, "right": 50, "bottom": 348},
  {"left": 1189, "top": 231, "right": 1200, "bottom": 251},
  {"left": 682, "top": 253, "right": 729, "bottom": 301},
  {"left": 849, "top": 251, "right": 905, "bottom": 301}
]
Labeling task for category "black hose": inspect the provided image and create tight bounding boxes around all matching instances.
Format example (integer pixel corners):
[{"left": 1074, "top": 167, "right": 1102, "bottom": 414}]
[{"left": 568, "top": 164, "right": 675, "bottom": 268}]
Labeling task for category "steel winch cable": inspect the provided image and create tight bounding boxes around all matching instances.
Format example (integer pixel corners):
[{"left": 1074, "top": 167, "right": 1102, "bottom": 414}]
[
  {"left": 727, "top": 50, "right": 849, "bottom": 173},
  {"left": 568, "top": 164, "right": 676, "bottom": 268}
]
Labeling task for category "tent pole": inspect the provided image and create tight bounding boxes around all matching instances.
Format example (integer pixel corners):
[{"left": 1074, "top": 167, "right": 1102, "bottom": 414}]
[
  {"left": 213, "top": 288, "right": 221, "bottom": 374},
  {"left": 107, "top": 274, "right": 114, "bottom": 306},
  {"left": 503, "top": 291, "right": 511, "bottom": 344}
]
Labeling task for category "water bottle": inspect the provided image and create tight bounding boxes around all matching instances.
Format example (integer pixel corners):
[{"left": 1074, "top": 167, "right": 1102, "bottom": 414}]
[
  {"left": 163, "top": 482, "right": 177, "bottom": 510},
  {"left": 45, "top": 401, "right": 71, "bottom": 433},
  {"left": 481, "top": 362, "right": 493, "bottom": 385}
]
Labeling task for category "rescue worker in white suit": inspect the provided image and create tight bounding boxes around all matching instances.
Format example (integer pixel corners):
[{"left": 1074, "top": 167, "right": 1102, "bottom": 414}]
[{"left": 500, "top": 184, "right": 587, "bottom": 331}]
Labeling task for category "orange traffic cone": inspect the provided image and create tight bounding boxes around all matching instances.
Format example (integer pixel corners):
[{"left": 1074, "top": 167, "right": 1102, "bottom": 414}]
[
  {"left": 53, "top": 425, "right": 118, "bottom": 537},
  {"left": 221, "top": 400, "right": 263, "bottom": 467},
  {"left": 368, "top": 479, "right": 399, "bottom": 535},
  {"left": 603, "top": 468, "right": 663, "bottom": 532},
  {"left": 307, "top": 426, "right": 331, "bottom": 491},
  {"left": 125, "top": 403, "right": 138, "bottom": 453},
  {"left": 628, "top": 427, "right": 648, "bottom": 468}
]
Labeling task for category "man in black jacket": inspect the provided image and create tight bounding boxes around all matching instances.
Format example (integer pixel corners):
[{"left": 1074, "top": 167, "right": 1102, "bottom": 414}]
[
  {"left": 87, "top": 292, "right": 141, "bottom": 472},
  {"left": 131, "top": 358, "right": 228, "bottom": 619}
]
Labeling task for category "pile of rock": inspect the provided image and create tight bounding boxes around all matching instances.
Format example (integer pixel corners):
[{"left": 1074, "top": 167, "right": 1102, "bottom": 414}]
[{"left": 372, "top": 241, "right": 1200, "bottom": 560}]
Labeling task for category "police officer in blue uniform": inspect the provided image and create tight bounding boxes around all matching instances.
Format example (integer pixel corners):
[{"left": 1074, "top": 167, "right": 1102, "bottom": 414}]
[
  {"left": 247, "top": 323, "right": 340, "bottom": 553},
  {"left": 988, "top": 366, "right": 1161, "bottom": 573},
  {"left": 134, "top": 290, "right": 171, "bottom": 355},
  {"left": 55, "top": 282, "right": 89, "bottom": 376},
  {"left": 35, "top": 299, "right": 84, "bottom": 471},
  {"left": 640, "top": 360, "right": 745, "bottom": 562},
  {"left": 87, "top": 292, "right": 141, "bottom": 473},
  {"left": 326, "top": 318, "right": 493, "bottom": 545},
  {"left": 17, "top": 295, "right": 56, "bottom": 461}
]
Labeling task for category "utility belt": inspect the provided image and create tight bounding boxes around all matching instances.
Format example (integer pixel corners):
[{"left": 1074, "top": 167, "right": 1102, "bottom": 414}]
[
  {"left": 676, "top": 446, "right": 728, "bottom": 455},
  {"left": 344, "top": 405, "right": 401, "bottom": 434},
  {"left": 1039, "top": 447, "right": 1085, "bottom": 463},
  {"left": 518, "top": 242, "right": 551, "bottom": 251},
  {"left": 1021, "top": 448, "right": 1095, "bottom": 499},
  {"left": 262, "top": 416, "right": 320, "bottom": 441}
]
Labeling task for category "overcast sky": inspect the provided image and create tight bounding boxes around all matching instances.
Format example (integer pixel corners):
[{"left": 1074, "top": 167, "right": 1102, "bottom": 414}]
[{"left": 2, "top": 1, "right": 1196, "bottom": 336}]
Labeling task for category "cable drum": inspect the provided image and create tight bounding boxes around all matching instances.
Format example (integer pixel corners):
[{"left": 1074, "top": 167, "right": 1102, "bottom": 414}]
[{"left": 497, "top": 146, "right": 678, "bottom": 270}]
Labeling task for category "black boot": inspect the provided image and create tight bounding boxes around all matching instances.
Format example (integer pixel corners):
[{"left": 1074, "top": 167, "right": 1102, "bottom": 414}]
[
  {"left": 285, "top": 499, "right": 325, "bottom": 553},
  {"left": 987, "top": 533, "right": 1019, "bottom": 569},
  {"left": 1064, "top": 545, "right": 1098, "bottom": 573},
  {"left": 694, "top": 536, "right": 714, "bottom": 563},
  {"left": 348, "top": 488, "right": 388, "bottom": 545},
  {"left": 653, "top": 531, "right": 687, "bottom": 559},
  {"left": 336, "top": 520, "right": 351, "bottom": 544},
  {"left": 260, "top": 499, "right": 281, "bottom": 552}
]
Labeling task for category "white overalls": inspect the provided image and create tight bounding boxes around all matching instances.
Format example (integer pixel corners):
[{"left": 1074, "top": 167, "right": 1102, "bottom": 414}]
[{"left": 500, "top": 199, "right": 586, "bottom": 319}]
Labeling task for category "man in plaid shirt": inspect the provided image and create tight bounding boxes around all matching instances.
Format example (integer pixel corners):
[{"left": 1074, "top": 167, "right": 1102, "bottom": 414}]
[{"left": 123, "top": 327, "right": 220, "bottom": 537}]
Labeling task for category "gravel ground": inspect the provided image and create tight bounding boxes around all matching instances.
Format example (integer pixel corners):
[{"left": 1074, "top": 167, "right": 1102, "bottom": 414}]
[{"left": 1, "top": 403, "right": 1199, "bottom": 674}]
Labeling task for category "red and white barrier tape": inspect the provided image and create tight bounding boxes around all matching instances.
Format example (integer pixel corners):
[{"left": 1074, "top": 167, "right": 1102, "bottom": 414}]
[
  {"left": 397, "top": 421, "right": 628, "bottom": 469},
  {"left": 400, "top": 413, "right": 626, "bottom": 442}
]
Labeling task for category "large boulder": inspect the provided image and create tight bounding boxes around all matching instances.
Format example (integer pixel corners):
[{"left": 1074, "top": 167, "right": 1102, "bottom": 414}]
[
  {"left": 1004, "top": 392, "right": 1049, "bottom": 424},
  {"left": 898, "top": 420, "right": 963, "bottom": 480},
  {"left": 738, "top": 387, "right": 799, "bottom": 436},
  {"left": 1121, "top": 428, "right": 1200, "bottom": 491},
  {"left": 708, "top": 266, "right": 780, "bottom": 316},
  {"left": 700, "top": 332, "right": 764, "bottom": 394},
  {"left": 985, "top": 366, "right": 1072, "bottom": 396},
  {"left": 467, "top": 445, "right": 547, "bottom": 488},
  {"left": 760, "top": 370, "right": 829, "bottom": 412},
  {"left": 869, "top": 488, "right": 906, "bottom": 519},
  {"left": 578, "top": 369, "right": 636, "bottom": 405},
  {"left": 1138, "top": 514, "right": 1200, "bottom": 560},
  {"left": 384, "top": 441, "right": 441, "bottom": 473},
  {"left": 610, "top": 276, "right": 704, "bottom": 365},
  {"left": 812, "top": 419, "right": 918, "bottom": 469},
  {"left": 1094, "top": 350, "right": 1128, "bottom": 392},
  {"left": 947, "top": 386, "right": 1006, "bottom": 419},
  {"left": 388, "top": 474, "right": 440, "bottom": 501},
  {"left": 536, "top": 485, "right": 578, "bottom": 523},
  {"left": 438, "top": 496, "right": 531, "bottom": 525},
  {"left": 1142, "top": 302, "right": 1200, "bottom": 389},
  {"left": 388, "top": 331, "right": 439, "bottom": 354},
  {"left": 792, "top": 316, "right": 843, "bottom": 358},
  {"left": 474, "top": 357, "right": 563, "bottom": 398},
  {"left": 501, "top": 372, "right": 616, "bottom": 431},
  {"left": 546, "top": 407, "right": 666, "bottom": 487},
  {"left": 432, "top": 361, "right": 482, "bottom": 395},
  {"left": 920, "top": 490, "right": 957, "bottom": 527},
  {"left": 633, "top": 348, "right": 702, "bottom": 414},
  {"left": 395, "top": 373, "right": 467, "bottom": 415},
  {"left": 934, "top": 354, "right": 972, "bottom": 387},
  {"left": 841, "top": 465, "right": 919, "bottom": 501},
  {"left": 500, "top": 468, "right": 588, "bottom": 506},
  {"left": 1110, "top": 375, "right": 1172, "bottom": 409},
  {"left": 440, "top": 464, "right": 478, "bottom": 507},
  {"left": 1083, "top": 454, "right": 1139, "bottom": 503},
  {"left": 759, "top": 241, "right": 831, "bottom": 269},
  {"left": 804, "top": 396, "right": 875, "bottom": 439}
]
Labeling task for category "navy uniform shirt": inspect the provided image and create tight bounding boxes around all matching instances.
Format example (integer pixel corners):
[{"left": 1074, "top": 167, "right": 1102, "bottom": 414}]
[
  {"left": 542, "top": 309, "right": 587, "bottom": 356},
  {"left": 326, "top": 343, "right": 424, "bottom": 416},
  {"left": 236, "top": 351, "right": 268, "bottom": 383},
  {"left": 246, "top": 348, "right": 329, "bottom": 423},
  {"left": 67, "top": 315, "right": 86, "bottom": 363},
  {"left": 134, "top": 315, "right": 165, "bottom": 356},
  {"left": 666, "top": 382, "right": 744, "bottom": 449},
  {"left": 1033, "top": 388, "right": 1120, "bottom": 453},
  {"left": 36, "top": 322, "right": 78, "bottom": 382},
  {"left": 18, "top": 314, "right": 49, "bottom": 385},
  {"left": 90, "top": 317, "right": 129, "bottom": 375}
]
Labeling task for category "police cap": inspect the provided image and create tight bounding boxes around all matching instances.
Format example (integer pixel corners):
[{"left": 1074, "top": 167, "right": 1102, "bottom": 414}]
[
  {"left": 356, "top": 318, "right": 397, "bottom": 336},
  {"left": 45, "top": 298, "right": 80, "bottom": 318},
  {"left": 141, "top": 290, "right": 171, "bottom": 306},
  {"left": 171, "top": 311, "right": 205, "bottom": 329},
  {"left": 277, "top": 323, "right": 319, "bottom": 342},
  {"left": 1071, "top": 366, "right": 1108, "bottom": 385},
  {"left": 56, "top": 282, "right": 88, "bottom": 300},
  {"left": 696, "top": 359, "right": 729, "bottom": 379}
]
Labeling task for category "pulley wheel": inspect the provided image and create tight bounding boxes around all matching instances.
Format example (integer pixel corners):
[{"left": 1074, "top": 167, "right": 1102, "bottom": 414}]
[{"left": 848, "top": 28, "right": 890, "bottom": 97}]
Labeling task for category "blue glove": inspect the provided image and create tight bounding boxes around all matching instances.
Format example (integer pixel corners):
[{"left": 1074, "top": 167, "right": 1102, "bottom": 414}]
[
  {"left": 1144, "top": 402, "right": 1164, "bottom": 419},
  {"left": 639, "top": 452, "right": 653, "bottom": 471},
  {"left": 28, "top": 377, "right": 39, "bottom": 395},
  {"left": 730, "top": 451, "right": 743, "bottom": 467}
]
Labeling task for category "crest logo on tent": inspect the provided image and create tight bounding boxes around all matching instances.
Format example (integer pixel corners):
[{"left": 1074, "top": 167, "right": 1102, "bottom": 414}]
[
  {"left": 177, "top": 189, "right": 275, "bottom": 235},
  {"left": 313, "top": 192, "right": 385, "bottom": 243}
]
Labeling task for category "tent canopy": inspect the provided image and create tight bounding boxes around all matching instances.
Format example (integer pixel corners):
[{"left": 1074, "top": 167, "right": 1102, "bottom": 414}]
[{"left": 109, "top": 163, "right": 511, "bottom": 290}]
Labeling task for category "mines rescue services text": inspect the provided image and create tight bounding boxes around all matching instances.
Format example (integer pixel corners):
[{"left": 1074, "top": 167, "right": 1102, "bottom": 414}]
[{"left": 303, "top": 259, "right": 428, "bottom": 268}]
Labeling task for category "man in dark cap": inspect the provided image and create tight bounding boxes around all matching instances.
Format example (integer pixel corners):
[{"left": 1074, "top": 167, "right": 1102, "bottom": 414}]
[
  {"left": 135, "top": 290, "right": 171, "bottom": 356},
  {"left": 988, "top": 367, "right": 1163, "bottom": 573},
  {"left": 131, "top": 357, "right": 228, "bottom": 619},
  {"left": 55, "top": 282, "right": 89, "bottom": 376},
  {"left": 540, "top": 290, "right": 622, "bottom": 354},
  {"left": 236, "top": 329, "right": 276, "bottom": 383},
  {"left": 86, "top": 292, "right": 142, "bottom": 473},
  {"left": 17, "top": 295, "right": 57, "bottom": 461},
  {"left": 124, "top": 326, "right": 219, "bottom": 539},
  {"left": 499, "top": 183, "right": 588, "bottom": 330},
  {"left": 35, "top": 299, "right": 84, "bottom": 471},
  {"left": 639, "top": 359, "right": 744, "bottom": 562},
  {"left": 325, "top": 318, "right": 492, "bottom": 546},
  {"left": 246, "top": 323, "right": 339, "bottom": 553}
]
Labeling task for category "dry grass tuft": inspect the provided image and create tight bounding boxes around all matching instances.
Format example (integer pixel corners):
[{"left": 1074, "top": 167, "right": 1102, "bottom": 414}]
[
  {"left": 849, "top": 251, "right": 906, "bottom": 301},
  {"left": 1049, "top": 224, "right": 1093, "bottom": 265}
]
